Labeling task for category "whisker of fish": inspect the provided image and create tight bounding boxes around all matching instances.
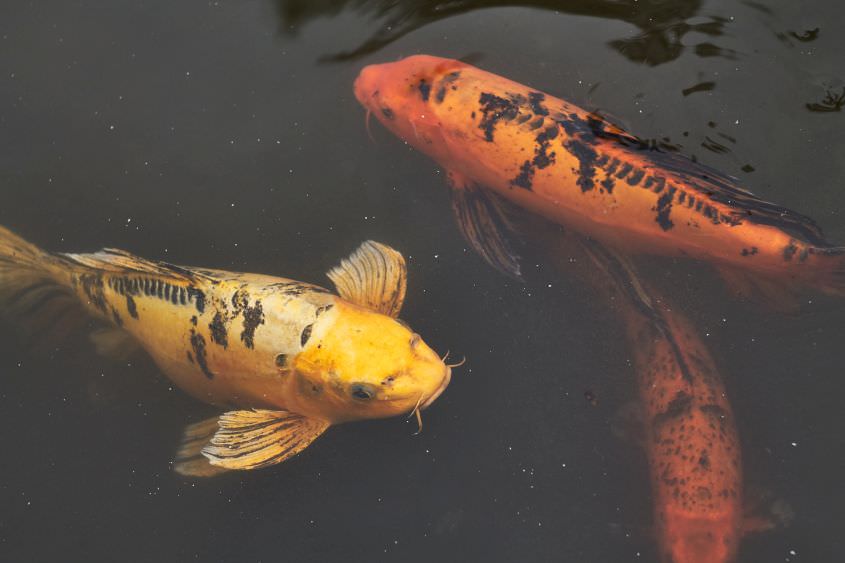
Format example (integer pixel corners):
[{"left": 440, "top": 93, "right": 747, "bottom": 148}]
[
  {"left": 408, "top": 393, "right": 425, "bottom": 435},
  {"left": 446, "top": 356, "right": 466, "bottom": 368}
]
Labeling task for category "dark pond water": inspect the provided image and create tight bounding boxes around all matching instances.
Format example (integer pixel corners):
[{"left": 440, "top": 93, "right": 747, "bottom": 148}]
[{"left": 1, "top": 1, "right": 844, "bottom": 561}]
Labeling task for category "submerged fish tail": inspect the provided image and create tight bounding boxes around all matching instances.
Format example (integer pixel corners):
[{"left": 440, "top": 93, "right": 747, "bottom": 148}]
[
  {"left": 0, "top": 225, "right": 80, "bottom": 340},
  {"left": 803, "top": 245, "right": 845, "bottom": 297}
]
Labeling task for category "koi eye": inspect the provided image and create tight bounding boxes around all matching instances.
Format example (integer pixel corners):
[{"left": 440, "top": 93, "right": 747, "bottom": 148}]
[
  {"left": 350, "top": 383, "right": 376, "bottom": 401},
  {"left": 275, "top": 354, "right": 287, "bottom": 368},
  {"left": 300, "top": 324, "right": 313, "bottom": 347}
]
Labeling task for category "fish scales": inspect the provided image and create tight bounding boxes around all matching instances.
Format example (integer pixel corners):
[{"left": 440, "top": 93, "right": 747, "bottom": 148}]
[{"left": 355, "top": 55, "right": 845, "bottom": 297}]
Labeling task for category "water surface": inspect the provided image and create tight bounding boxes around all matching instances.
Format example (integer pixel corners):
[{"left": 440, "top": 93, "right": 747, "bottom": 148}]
[{"left": 1, "top": 1, "right": 844, "bottom": 561}]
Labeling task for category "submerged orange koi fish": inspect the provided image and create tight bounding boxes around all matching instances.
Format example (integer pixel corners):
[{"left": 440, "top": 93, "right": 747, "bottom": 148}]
[
  {"left": 540, "top": 230, "right": 766, "bottom": 563},
  {"left": 0, "top": 226, "right": 451, "bottom": 476},
  {"left": 355, "top": 55, "right": 845, "bottom": 300}
]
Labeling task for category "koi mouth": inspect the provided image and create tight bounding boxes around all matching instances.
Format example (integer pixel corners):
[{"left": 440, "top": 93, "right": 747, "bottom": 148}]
[
  {"left": 422, "top": 365, "right": 451, "bottom": 410},
  {"left": 407, "top": 366, "right": 452, "bottom": 435}
]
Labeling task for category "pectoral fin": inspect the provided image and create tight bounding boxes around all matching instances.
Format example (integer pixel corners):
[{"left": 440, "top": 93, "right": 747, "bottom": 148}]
[
  {"left": 90, "top": 327, "right": 140, "bottom": 361},
  {"left": 448, "top": 171, "right": 522, "bottom": 279},
  {"left": 328, "top": 241, "right": 407, "bottom": 317},
  {"left": 715, "top": 265, "right": 800, "bottom": 314},
  {"left": 173, "top": 416, "right": 231, "bottom": 477},
  {"left": 201, "top": 410, "right": 330, "bottom": 471}
]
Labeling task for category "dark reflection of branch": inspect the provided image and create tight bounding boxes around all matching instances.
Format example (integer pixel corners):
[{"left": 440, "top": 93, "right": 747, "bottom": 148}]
[
  {"left": 275, "top": 0, "right": 732, "bottom": 66},
  {"left": 806, "top": 87, "right": 845, "bottom": 113},
  {"left": 789, "top": 28, "right": 820, "bottom": 42}
]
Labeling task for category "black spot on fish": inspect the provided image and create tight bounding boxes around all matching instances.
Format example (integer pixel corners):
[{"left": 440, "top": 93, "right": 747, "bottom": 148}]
[
  {"left": 300, "top": 324, "right": 313, "bottom": 348},
  {"left": 275, "top": 353, "right": 287, "bottom": 368},
  {"left": 655, "top": 186, "right": 676, "bottom": 231},
  {"left": 510, "top": 126, "right": 558, "bottom": 189},
  {"left": 654, "top": 391, "right": 693, "bottom": 431},
  {"left": 170, "top": 285, "right": 180, "bottom": 304},
  {"left": 190, "top": 315, "right": 197, "bottom": 326},
  {"left": 156, "top": 280, "right": 164, "bottom": 299},
  {"left": 698, "top": 450, "right": 711, "bottom": 470},
  {"left": 179, "top": 286, "right": 187, "bottom": 305},
  {"left": 80, "top": 274, "right": 108, "bottom": 313},
  {"left": 164, "top": 283, "right": 171, "bottom": 301},
  {"left": 527, "top": 117, "right": 544, "bottom": 130},
  {"left": 700, "top": 404, "right": 728, "bottom": 418},
  {"left": 478, "top": 92, "right": 519, "bottom": 142},
  {"left": 187, "top": 287, "right": 206, "bottom": 313},
  {"left": 627, "top": 168, "right": 645, "bottom": 186},
  {"left": 111, "top": 307, "right": 123, "bottom": 327},
  {"left": 418, "top": 79, "right": 431, "bottom": 102},
  {"left": 126, "top": 295, "right": 139, "bottom": 319},
  {"left": 564, "top": 140, "right": 598, "bottom": 192},
  {"left": 315, "top": 304, "right": 334, "bottom": 317},
  {"left": 189, "top": 329, "right": 214, "bottom": 379},
  {"left": 512, "top": 160, "right": 535, "bottom": 189},
  {"left": 783, "top": 240, "right": 798, "bottom": 261},
  {"left": 435, "top": 71, "right": 461, "bottom": 103},
  {"left": 528, "top": 92, "right": 549, "bottom": 116},
  {"left": 616, "top": 162, "right": 633, "bottom": 179},
  {"left": 740, "top": 247, "right": 758, "bottom": 257},
  {"left": 240, "top": 300, "right": 264, "bottom": 349},
  {"left": 601, "top": 175, "right": 615, "bottom": 193},
  {"left": 381, "top": 107, "right": 394, "bottom": 120},
  {"left": 515, "top": 113, "right": 532, "bottom": 124},
  {"left": 209, "top": 311, "right": 228, "bottom": 348}
]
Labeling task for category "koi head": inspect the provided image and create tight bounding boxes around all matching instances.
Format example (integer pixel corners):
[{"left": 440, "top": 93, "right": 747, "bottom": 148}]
[
  {"left": 289, "top": 300, "right": 451, "bottom": 423},
  {"left": 658, "top": 510, "right": 741, "bottom": 563},
  {"left": 354, "top": 55, "right": 467, "bottom": 160}
]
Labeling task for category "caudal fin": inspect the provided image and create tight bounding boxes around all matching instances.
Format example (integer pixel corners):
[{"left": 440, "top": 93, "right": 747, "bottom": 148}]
[
  {"left": 807, "top": 246, "right": 845, "bottom": 298},
  {"left": 0, "top": 225, "right": 80, "bottom": 342}
]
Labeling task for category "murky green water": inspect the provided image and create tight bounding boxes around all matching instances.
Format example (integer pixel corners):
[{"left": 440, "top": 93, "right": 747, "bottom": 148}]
[{"left": 1, "top": 1, "right": 844, "bottom": 561}]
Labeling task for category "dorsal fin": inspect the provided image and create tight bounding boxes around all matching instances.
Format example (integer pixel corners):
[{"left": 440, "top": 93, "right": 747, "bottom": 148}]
[
  {"left": 327, "top": 241, "right": 407, "bottom": 317},
  {"left": 642, "top": 150, "right": 829, "bottom": 245},
  {"left": 60, "top": 248, "right": 211, "bottom": 283}
]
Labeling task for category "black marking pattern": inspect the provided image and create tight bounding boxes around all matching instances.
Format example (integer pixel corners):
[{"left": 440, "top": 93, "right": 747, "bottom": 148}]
[
  {"left": 511, "top": 125, "right": 558, "bottom": 190},
  {"left": 189, "top": 329, "right": 214, "bottom": 379},
  {"left": 478, "top": 92, "right": 520, "bottom": 142},
  {"left": 434, "top": 71, "right": 461, "bottom": 104},
  {"left": 209, "top": 311, "right": 228, "bottom": 348}
]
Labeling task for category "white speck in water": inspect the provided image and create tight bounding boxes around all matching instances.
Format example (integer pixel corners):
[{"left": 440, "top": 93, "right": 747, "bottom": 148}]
[{"left": 791, "top": 442, "right": 798, "bottom": 447}]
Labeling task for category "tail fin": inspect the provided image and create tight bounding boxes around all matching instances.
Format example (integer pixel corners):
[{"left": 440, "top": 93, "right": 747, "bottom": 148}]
[
  {"left": 808, "top": 246, "right": 845, "bottom": 298},
  {"left": 0, "top": 226, "right": 80, "bottom": 343}
]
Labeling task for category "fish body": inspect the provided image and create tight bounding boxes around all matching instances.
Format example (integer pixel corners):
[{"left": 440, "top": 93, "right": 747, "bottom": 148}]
[
  {"left": 538, "top": 231, "right": 745, "bottom": 563},
  {"left": 628, "top": 300, "right": 743, "bottom": 563},
  {"left": 0, "top": 226, "right": 451, "bottom": 473},
  {"left": 355, "top": 55, "right": 845, "bottom": 296}
]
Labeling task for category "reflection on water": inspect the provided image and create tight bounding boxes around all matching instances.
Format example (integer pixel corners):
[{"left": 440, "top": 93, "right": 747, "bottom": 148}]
[
  {"left": 3, "top": 0, "right": 845, "bottom": 561},
  {"left": 275, "top": 0, "right": 732, "bottom": 65},
  {"left": 806, "top": 87, "right": 845, "bottom": 113}
]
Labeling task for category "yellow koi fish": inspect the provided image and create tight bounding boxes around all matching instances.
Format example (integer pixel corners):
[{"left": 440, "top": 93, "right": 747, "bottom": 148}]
[{"left": 0, "top": 226, "right": 452, "bottom": 476}]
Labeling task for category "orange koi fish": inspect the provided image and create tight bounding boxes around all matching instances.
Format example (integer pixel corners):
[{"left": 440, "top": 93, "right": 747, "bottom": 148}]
[
  {"left": 355, "top": 55, "right": 845, "bottom": 300},
  {"left": 0, "top": 226, "right": 452, "bottom": 476},
  {"left": 540, "top": 231, "right": 752, "bottom": 563}
]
